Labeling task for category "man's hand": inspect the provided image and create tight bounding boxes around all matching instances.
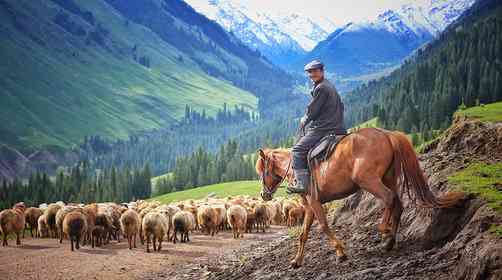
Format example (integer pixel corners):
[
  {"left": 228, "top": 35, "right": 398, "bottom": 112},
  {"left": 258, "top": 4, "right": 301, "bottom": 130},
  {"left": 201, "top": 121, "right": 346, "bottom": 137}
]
[{"left": 300, "top": 115, "right": 307, "bottom": 128}]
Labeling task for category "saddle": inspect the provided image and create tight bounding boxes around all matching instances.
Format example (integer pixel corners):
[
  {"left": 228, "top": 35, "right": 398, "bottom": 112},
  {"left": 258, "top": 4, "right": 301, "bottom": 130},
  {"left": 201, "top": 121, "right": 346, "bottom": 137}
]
[
  {"left": 303, "top": 133, "right": 349, "bottom": 200},
  {"left": 307, "top": 133, "right": 348, "bottom": 166}
]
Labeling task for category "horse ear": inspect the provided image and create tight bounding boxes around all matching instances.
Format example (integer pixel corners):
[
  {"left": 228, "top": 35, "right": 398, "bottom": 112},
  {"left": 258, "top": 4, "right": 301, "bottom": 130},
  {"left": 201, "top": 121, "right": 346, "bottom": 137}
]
[{"left": 257, "top": 148, "right": 266, "bottom": 159}]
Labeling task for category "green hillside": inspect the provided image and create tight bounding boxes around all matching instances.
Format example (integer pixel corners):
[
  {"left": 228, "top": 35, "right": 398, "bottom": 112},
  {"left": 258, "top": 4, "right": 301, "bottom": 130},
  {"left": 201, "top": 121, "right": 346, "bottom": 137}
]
[
  {"left": 456, "top": 101, "right": 502, "bottom": 123},
  {"left": 150, "top": 180, "right": 287, "bottom": 204},
  {"left": 0, "top": 0, "right": 270, "bottom": 149}
]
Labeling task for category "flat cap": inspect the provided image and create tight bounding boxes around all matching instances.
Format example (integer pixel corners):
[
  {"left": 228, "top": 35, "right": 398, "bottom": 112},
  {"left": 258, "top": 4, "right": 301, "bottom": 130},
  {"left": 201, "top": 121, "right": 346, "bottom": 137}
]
[{"left": 304, "top": 59, "right": 324, "bottom": 71}]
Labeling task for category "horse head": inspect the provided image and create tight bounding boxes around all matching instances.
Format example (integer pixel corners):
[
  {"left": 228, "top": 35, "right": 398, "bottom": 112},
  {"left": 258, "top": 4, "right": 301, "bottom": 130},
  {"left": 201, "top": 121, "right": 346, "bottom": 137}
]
[{"left": 256, "top": 148, "right": 291, "bottom": 201}]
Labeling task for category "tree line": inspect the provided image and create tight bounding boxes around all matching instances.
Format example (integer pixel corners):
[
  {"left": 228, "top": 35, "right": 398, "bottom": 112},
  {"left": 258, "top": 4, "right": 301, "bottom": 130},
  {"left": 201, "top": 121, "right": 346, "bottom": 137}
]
[
  {"left": 153, "top": 135, "right": 295, "bottom": 197},
  {"left": 0, "top": 161, "right": 151, "bottom": 210},
  {"left": 77, "top": 105, "right": 300, "bottom": 178}
]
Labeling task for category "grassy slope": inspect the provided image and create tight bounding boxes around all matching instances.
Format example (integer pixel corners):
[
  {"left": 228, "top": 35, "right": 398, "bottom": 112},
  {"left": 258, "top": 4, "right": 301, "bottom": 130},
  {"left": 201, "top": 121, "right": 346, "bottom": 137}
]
[
  {"left": 150, "top": 180, "right": 287, "bottom": 204},
  {"left": 456, "top": 101, "right": 502, "bottom": 122},
  {"left": 151, "top": 172, "right": 173, "bottom": 186},
  {"left": 0, "top": 0, "right": 257, "bottom": 149},
  {"left": 448, "top": 163, "right": 502, "bottom": 214},
  {"left": 349, "top": 117, "right": 379, "bottom": 132}
]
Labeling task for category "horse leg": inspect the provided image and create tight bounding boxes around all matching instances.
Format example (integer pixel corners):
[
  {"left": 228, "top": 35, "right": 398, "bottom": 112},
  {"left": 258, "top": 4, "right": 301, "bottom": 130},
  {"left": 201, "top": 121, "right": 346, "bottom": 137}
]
[
  {"left": 357, "top": 176, "right": 399, "bottom": 251},
  {"left": 382, "top": 173, "right": 403, "bottom": 250},
  {"left": 291, "top": 207, "right": 314, "bottom": 268},
  {"left": 309, "top": 199, "right": 346, "bottom": 262}
]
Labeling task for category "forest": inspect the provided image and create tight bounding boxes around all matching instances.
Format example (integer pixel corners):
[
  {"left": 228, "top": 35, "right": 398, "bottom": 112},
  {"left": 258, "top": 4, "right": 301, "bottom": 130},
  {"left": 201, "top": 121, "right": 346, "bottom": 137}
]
[{"left": 0, "top": 162, "right": 152, "bottom": 210}]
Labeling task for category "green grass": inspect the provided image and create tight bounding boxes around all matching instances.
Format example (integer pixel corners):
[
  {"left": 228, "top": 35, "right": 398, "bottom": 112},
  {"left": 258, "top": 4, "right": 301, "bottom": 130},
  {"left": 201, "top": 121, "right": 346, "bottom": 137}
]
[
  {"left": 350, "top": 117, "right": 379, "bottom": 132},
  {"left": 151, "top": 172, "right": 173, "bottom": 186},
  {"left": 448, "top": 162, "right": 502, "bottom": 237},
  {"left": 455, "top": 101, "right": 502, "bottom": 123},
  {"left": 150, "top": 180, "right": 288, "bottom": 204},
  {"left": 448, "top": 162, "right": 502, "bottom": 214},
  {"left": 151, "top": 172, "right": 173, "bottom": 194},
  {"left": 0, "top": 0, "right": 258, "bottom": 149},
  {"left": 489, "top": 224, "right": 502, "bottom": 237}
]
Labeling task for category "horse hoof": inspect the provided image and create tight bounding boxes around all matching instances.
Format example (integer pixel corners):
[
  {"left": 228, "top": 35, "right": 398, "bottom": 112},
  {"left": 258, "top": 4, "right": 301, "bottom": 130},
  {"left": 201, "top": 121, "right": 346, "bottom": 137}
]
[
  {"left": 290, "top": 260, "right": 302, "bottom": 269},
  {"left": 381, "top": 236, "right": 395, "bottom": 252},
  {"left": 336, "top": 254, "right": 348, "bottom": 264}
]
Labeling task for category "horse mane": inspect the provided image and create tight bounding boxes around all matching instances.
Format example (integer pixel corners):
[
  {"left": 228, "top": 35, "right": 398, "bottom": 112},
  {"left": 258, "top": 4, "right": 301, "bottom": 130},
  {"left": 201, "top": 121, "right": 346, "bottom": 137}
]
[{"left": 255, "top": 154, "right": 265, "bottom": 175}]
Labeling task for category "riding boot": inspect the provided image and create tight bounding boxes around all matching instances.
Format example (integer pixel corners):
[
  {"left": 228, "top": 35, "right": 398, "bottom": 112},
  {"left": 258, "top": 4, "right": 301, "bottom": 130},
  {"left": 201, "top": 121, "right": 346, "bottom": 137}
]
[{"left": 286, "top": 169, "right": 311, "bottom": 194}]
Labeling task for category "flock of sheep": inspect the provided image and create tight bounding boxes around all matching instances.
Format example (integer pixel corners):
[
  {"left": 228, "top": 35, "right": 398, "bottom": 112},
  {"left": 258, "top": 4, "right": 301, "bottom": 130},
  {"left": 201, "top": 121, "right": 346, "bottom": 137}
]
[{"left": 0, "top": 196, "right": 307, "bottom": 252}]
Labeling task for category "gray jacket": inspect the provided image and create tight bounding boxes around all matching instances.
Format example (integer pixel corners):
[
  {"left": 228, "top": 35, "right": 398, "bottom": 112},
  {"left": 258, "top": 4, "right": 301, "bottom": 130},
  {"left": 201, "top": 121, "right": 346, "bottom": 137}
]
[{"left": 303, "top": 78, "right": 346, "bottom": 134}]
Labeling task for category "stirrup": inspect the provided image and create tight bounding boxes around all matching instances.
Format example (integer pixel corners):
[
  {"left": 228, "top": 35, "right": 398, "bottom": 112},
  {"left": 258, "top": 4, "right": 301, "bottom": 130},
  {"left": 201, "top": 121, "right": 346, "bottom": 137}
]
[
  {"left": 286, "top": 169, "right": 310, "bottom": 194},
  {"left": 286, "top": 184, "right": 306, "bottom": 194}
]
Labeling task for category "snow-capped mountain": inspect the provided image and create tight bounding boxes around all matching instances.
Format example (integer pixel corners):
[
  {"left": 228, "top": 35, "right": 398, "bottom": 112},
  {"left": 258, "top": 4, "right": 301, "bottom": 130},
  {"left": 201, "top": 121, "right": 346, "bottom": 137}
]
[
  {"left": 184, "top": 0, "right": 337, "bottom": 66},
  {"left": 366, "top": 0, "right": 475, "bottom": 38},
  {"left": 299, "top": 0, "right": 475, "bottom": 91},
  {"left": 184, "top": 0, "right": 474, "bottom": 80}
]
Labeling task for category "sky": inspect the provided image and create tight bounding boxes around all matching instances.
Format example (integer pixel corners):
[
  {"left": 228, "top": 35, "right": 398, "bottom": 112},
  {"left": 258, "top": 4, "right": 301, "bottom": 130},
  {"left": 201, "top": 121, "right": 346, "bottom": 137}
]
[{"left": 198, "top": 0, "right": 431, "bottom": 25}]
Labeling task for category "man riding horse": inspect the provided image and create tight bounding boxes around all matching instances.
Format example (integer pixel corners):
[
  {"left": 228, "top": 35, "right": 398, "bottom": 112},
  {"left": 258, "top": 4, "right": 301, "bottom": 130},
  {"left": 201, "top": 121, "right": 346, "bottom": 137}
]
[
  {"left": 256, "top": 60, "right": 465, "bottom": 267},
  {"left": 287, "top": 59, "right": 347, "bottom": 194}
]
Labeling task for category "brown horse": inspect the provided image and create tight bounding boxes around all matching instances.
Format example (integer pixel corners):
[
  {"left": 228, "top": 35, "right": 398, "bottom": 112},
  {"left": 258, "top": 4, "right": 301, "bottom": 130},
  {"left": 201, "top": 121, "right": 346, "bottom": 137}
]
[{"left": 256, "top": 127, "right": 465, "bottom": 268}]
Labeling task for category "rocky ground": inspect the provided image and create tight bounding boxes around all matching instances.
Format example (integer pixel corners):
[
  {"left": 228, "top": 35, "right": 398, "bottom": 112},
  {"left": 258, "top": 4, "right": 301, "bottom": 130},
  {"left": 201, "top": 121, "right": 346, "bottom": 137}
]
[
  {"left": 206, "top": 116, "right": 502, "bottom": 280},
  {"left": 0, "top": 226, "right": 288, "bottom": 280}
]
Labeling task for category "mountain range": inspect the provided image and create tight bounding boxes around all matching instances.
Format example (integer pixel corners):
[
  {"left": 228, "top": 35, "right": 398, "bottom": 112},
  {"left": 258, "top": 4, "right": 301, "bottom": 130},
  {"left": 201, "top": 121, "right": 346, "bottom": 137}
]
[
  {"left": 301, "top": 0, "right": 476, "bottom": 79},
  {"left": 185, "top": 0, "right": 338, "bottom": 66},
  {"left": 186, "top": 0, "right": 475, "bottom": 90}
]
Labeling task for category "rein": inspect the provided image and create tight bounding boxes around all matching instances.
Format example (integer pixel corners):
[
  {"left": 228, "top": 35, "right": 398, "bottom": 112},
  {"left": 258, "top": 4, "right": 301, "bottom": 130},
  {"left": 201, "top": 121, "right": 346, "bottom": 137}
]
[{"left": 260, "top": 156, "right": 292, "bottom": 196}]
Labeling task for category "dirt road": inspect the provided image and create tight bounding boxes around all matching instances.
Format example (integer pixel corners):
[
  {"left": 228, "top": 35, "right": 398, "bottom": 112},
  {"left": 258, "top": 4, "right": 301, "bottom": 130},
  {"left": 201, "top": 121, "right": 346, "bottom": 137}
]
[{"left": 0, "top": 226, "right": 288, "bottom": 280}]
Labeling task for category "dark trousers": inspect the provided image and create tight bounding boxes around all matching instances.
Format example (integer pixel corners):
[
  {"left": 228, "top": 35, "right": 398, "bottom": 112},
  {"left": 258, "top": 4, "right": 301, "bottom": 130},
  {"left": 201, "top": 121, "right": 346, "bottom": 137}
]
[{"left": 291, "top": 130, "right": 326, "bottom": 170}]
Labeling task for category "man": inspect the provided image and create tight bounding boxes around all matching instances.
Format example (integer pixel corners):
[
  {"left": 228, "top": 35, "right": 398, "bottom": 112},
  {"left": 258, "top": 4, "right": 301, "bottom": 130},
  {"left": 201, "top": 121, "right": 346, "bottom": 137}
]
[{"left": 286, "top": 59, "right": 346, "bottom": 194}]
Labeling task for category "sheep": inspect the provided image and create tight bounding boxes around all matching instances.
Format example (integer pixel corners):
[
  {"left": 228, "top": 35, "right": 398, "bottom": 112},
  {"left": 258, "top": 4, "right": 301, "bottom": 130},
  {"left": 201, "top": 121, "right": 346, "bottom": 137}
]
[
  {"left": 24, "top": 207, "right": 43, "bottom": 238},
  {"left": 142, "top": 211, "right": 168, "bottom": 253},
  {"left": 91, "top": 225, "right": 106, "bottom": 248},
  {"left": 282, "top": 200, "right": 298, "bottom": 226},
  {"left": 82, "top": 203, "right": 98, "bottom": 245},
  {"left": 184, "top": 205, "right": 198, "bottom": 230},
  {"left": 267, "top": 201, "right": 283, "bottom": 225},
  {"left": 197, "top": 205, "right": 217, "bottom": 236},
  {"left": 138, "top": 206, "right": 156, "bottom": 245},
  {"left": 46, "top": 203, "right": 63, "bottom": 238},
  {"left": 155, "top": 205, "right": 181, "bottom": 242},
  {"left": 245, "top": 209, "right": 256, "bottom": 233},
  {"left": 95, "top": 213, "right": 114, "bottom": 245},
  {"left": 172, "top": 211, "right": 195, "bottom": 244},
  {"left": 56, "top": 205, "right": 82, "bottom": 243},
  {"left": 0, "top": 202, "right": 26, "bottom": 246},
  {"left": 100, "top": 204, "right": 122, "bottom": 242},
  {"left": 264, "top": 203, "right": 277, "bottom": 228},
  {"left": 227, "top": 205, "right": 247, "bottom": 239},
  {"left": 62, "top": 211, "right": 88, "bottom": 251},
  {"left": 288, "top": 205, "right": 305, "bottom": 227},
  {"left": 37, "top": 213, "right": 49, "bottom": 238},
  {"left": 120, "top": 209, "right": 140, "bottom": 250},
  {"left": 211, "top": 204, "right": 227, "bottom": 232},
  {"left": 254, "top": 203, "right": 269, "bottom": 233}
]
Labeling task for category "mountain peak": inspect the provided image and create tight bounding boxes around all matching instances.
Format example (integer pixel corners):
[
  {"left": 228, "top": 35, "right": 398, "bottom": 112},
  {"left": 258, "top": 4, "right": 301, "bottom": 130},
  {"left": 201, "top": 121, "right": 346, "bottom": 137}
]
[{"left": 184, "top": 0, "right": 337, "bottom": 65}]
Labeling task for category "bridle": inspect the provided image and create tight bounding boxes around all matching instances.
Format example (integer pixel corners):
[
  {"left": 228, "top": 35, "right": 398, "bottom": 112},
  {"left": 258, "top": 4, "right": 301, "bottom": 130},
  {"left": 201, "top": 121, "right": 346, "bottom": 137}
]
[{"left": 260, "top": 155, "right": 292, "bottom": 196}]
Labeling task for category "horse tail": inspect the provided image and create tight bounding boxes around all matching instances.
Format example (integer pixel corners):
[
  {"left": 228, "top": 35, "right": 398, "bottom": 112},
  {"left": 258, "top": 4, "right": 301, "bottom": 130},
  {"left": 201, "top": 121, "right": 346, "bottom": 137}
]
[{"left": 386, "top": 131, "right": 465, "bottom": 208}]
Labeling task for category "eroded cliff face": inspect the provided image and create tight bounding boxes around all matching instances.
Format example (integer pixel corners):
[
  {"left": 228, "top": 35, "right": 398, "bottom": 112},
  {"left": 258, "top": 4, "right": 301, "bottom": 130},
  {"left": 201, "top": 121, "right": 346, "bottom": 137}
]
[{"left": 206, "top": 117, "right": 502, "bottom": 280}]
